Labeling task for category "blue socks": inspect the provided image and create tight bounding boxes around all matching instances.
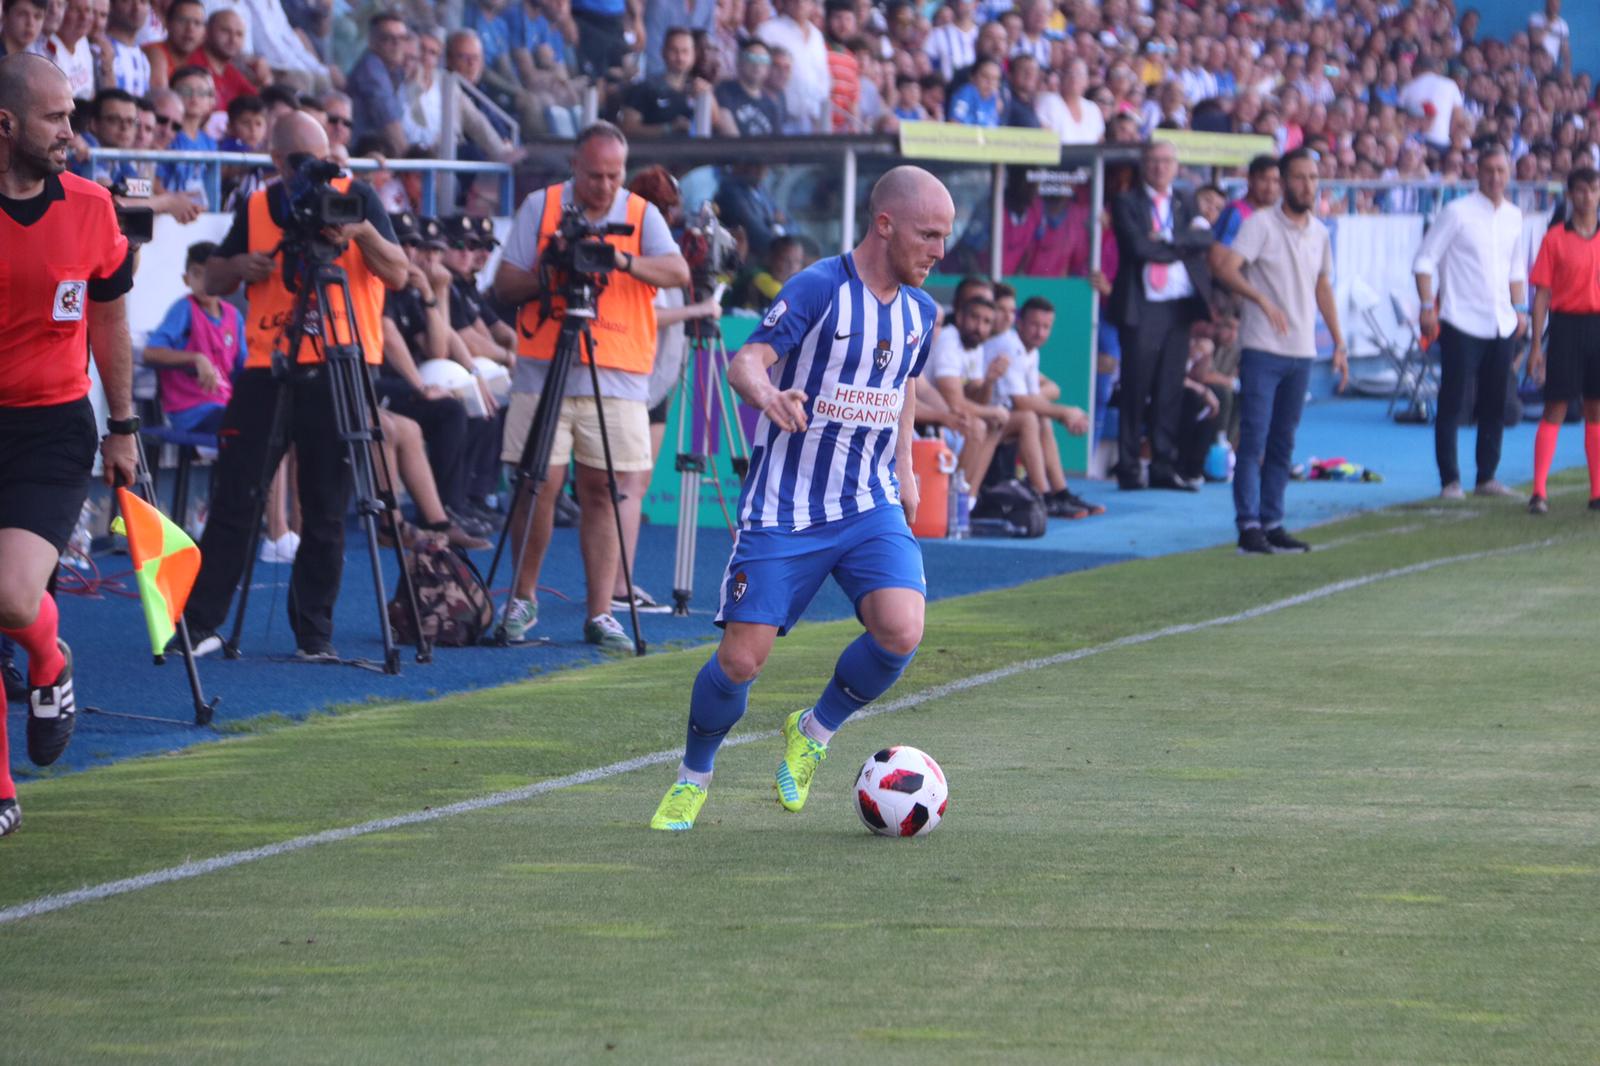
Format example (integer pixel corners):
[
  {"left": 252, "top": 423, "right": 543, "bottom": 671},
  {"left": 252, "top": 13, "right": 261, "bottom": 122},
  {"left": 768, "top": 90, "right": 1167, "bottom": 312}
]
[
  {"left": 811, "top": 632, "right": 916, "bottom": 733},
  {"left": 683, "top": 655, "right": 753, "bottom": 775}
]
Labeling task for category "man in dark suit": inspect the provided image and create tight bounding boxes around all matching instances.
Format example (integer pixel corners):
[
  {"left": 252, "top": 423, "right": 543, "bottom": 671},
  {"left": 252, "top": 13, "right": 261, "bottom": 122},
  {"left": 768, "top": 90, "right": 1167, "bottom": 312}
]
[{"left": 1109, "top": 139, "right": 1215, "bottom": 490}]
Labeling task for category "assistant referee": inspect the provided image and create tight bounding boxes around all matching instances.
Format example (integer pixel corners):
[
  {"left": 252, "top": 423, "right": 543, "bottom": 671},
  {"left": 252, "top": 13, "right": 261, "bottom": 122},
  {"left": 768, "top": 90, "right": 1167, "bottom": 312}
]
[
  {"left": 0, "top": 54, "right": 139, "bottom": 836},
  {"left": 1527, "top": 166, "right": 1600, "bottom": 515}
]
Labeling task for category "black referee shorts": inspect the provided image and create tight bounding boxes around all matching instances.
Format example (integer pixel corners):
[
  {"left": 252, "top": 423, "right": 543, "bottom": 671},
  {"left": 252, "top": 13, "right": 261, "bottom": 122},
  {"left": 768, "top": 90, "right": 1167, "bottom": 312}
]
[
  {"left": 1544, "top": 312, "right": 1600, "bottom": 404},
  {"left": 0, "top": 398, "right": 98, "bottom": 551}
]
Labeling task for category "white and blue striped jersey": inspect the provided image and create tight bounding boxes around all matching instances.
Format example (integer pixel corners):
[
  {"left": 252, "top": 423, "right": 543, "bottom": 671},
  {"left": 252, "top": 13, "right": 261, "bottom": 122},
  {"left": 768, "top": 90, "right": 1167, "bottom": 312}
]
[{"left": 738, "top": 253, "right": 938, "bottom": 532}]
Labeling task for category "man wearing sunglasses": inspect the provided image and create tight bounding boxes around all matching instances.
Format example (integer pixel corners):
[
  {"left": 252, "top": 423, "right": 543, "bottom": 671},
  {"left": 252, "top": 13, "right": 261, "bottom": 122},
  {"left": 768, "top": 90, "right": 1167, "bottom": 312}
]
[{"left": 713, "top": 37, "right": 782, "bottom": 137}]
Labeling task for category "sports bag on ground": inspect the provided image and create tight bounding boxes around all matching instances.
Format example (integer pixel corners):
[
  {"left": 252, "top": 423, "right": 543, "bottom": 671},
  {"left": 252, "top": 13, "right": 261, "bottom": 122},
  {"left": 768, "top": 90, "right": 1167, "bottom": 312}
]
[
  {"left": 388, "top": 535, "right": 494, "bottom": 646},
  {"left": 969, "top": 479, "right": 1048, "bottom": 539}
]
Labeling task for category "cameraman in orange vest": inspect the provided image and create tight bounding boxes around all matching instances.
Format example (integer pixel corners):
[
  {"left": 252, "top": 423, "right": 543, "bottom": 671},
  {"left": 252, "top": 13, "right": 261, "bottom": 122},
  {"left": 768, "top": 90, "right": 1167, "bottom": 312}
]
[
  {"left": 492, "top": 121, "right": 690, "bottom": 651},
  {"left": 180, "top": 111, "right": 409, "bottom": 661}
]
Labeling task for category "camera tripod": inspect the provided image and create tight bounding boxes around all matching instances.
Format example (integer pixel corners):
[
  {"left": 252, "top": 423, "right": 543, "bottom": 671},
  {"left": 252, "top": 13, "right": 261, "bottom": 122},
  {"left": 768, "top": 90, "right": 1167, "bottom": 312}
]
[
  {"left": 481, "top": 278, "right": 646, "bottom": 655},
  {"left": 669, "top": 301, "right": 750, "bottom": 616},
  {"left": 222, "top": 252, "right": 430, "bottom": 675}
]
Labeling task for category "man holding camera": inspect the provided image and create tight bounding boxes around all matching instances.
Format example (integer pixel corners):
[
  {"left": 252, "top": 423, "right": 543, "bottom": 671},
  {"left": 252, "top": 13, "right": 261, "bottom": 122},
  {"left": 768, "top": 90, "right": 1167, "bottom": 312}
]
[
  {"left": 0, "top": 54, "right": 138, "bottom": 832},
  {"left": 493, "top": 121, "right": 690, "bottom": 651},
  {"left": 180, "top": 111, "right": 409, "bottom": 660}
]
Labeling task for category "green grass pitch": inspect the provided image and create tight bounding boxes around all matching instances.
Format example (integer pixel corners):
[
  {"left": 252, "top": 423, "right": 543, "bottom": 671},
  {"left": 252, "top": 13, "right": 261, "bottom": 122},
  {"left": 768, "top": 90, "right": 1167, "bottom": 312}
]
[{"left": 1, "top": 480, "right": 1597, "bottom": 1064}]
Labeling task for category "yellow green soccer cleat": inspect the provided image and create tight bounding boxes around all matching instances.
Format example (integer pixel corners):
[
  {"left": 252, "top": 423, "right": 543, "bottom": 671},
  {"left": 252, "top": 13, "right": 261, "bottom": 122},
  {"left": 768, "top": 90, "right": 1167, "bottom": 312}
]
[
  {"left": 774, "top": 710, "right": 828, "bottom": 812},
  {"left": 649, "top": 781, "right": 708, "bottom": 831}
]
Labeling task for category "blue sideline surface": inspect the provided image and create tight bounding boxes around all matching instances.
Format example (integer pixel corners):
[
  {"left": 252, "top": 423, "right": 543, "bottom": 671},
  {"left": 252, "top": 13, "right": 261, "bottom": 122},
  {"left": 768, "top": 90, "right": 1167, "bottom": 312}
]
[{"left": 5, "top": 384, "right": 1585, "bottom": 778}]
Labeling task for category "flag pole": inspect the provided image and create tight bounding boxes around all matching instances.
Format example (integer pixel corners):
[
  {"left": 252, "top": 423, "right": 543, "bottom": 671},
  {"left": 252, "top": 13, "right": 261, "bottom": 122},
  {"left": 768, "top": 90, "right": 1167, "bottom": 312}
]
[{"left": 83, "top": 435, "right": 219, "bottom": 728}]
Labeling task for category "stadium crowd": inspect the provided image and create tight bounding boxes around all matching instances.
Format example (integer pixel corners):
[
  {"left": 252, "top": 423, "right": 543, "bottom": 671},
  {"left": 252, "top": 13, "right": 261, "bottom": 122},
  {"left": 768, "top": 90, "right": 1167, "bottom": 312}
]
[{"left": 0, "top": 0, "right": 1591, "bottom": 214}]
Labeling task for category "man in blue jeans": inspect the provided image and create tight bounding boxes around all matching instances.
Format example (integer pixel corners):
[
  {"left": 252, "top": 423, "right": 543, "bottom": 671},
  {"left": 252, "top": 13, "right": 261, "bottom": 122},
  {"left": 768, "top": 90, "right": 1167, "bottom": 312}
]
[{"left": 1212, "top": 148, "right": 1349, "bottom": 554}]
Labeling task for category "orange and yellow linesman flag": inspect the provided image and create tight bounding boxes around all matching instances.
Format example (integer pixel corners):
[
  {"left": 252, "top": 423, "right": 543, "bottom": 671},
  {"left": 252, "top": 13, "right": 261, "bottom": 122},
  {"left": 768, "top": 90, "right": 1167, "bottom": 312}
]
[{"left": 110, "top": 488, "right": 201, "bottom": 656}]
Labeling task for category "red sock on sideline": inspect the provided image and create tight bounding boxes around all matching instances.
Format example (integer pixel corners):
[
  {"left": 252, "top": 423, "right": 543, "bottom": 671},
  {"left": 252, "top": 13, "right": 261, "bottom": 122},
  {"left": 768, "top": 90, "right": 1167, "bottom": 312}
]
[
  {"left": 0, "top": 715, "right": 13, "bottom": 801},
  {"left": 1587, "top": 422, "right": 1600, "bottom": 500},
  {"left": 0, "top": 593, "right": 65, "bottom": 687},
  {"left": 1534, "top": 421, "right": 1561, "bottom": 499}
]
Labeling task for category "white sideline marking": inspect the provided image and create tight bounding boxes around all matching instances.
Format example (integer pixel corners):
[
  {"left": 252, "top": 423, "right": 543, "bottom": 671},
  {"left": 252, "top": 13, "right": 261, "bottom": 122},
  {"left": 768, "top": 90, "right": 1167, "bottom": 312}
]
[{"left": 0, "top": 537, "right": 1563, "bottom": 927}]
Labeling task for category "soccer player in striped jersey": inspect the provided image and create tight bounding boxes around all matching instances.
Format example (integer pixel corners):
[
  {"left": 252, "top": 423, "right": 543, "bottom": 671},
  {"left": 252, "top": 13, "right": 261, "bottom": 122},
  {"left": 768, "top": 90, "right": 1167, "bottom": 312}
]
[{"left": 650, "top": 166, "right": 954, "bottom": 831}]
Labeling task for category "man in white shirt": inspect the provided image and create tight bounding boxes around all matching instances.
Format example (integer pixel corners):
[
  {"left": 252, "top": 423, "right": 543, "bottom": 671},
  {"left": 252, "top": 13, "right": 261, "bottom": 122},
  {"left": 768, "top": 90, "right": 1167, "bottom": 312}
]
[
  {"left": 1033, "top": 57, "right": 1103, "bottom": 145},
  {"left": 1412, "top": 144, "right": 1529, "bottom": 500},
  {"left": 984, "top": 293, "right": 1099, "bottom": 518},
  {"left": 1528, "top": 0, "right": 1569, "bottom": 66},
  {"left": 1397, "top": 55, "right": 1463, "bottom": 152},
  {"left": 928, "top": 295, "right": 1011, "bottom": 502},
  {"left": 758, "top": 0, "right": 829, "bottom": 133},
  {"left": 46, "top": 0, "right": 95, "bottom": 98}
]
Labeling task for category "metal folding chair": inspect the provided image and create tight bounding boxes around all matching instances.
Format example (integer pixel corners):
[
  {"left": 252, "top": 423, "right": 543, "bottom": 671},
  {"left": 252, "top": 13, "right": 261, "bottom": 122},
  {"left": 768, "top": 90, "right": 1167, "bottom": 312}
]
[{"left": 1386, "top": 293, "right": 1439, "bottom": 419}]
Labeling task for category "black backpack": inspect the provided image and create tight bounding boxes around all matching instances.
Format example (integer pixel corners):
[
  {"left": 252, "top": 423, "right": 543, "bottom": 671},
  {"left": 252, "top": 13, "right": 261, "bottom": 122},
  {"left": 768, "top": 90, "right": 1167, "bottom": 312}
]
[
  {"left": 388, "top": 536, "right": 495, "bottom": 647},
  {"left": 969, "top": 479, "right": 1048, "bottom": 538}
]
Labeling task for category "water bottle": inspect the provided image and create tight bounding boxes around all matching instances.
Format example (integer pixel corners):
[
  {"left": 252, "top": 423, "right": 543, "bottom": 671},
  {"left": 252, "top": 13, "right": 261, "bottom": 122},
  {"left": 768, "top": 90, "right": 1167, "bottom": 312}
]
[{"left": 953, "top": 470, "right": 972, "bottom": 539}]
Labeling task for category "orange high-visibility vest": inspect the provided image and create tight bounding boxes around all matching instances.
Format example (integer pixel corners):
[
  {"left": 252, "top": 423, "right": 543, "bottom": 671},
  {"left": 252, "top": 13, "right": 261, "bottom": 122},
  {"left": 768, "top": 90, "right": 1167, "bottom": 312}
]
[
  {"left": 514, "top": 184, "right": 657, "bottom": 374},
  {"left": 242, "top": 177, "right": 387, "bottom": 369}
]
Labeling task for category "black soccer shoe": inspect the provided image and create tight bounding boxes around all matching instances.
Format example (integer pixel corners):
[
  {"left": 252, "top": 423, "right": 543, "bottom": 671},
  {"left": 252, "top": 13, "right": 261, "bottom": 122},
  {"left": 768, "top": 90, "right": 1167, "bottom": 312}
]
[
  {"left": 1062, "top": 490, "right": 1106, "bottom": 516},
  {"left": 0, "top": 798, "right": 19, "bottom": 839},
  {"left": 1045, "top": 490, "right": 1089, "bottom": 519},
  {"left": 26, "top": 639, "right": 76, "bottom": 767},
  {"left": 1265, "top": 527, "right": 1312, "bottom": 553},
  {"left": 1237, "top": 527, "right": 1273, "bottom": 555}
]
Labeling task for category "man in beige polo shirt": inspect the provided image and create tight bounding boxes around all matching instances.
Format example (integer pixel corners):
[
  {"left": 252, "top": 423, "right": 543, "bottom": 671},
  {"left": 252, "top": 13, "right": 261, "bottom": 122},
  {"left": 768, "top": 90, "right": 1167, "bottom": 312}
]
[{"left": 1212, "top": 147, "right": 1349, "bottom": 555}]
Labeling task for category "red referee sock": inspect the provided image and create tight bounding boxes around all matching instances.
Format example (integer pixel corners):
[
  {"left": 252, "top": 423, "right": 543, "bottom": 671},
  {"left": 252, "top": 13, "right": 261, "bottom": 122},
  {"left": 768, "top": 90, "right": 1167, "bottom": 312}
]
[
  {"left": 1587, "top": 422, "right": 1600, "bottom": 501},
  {"left": 0, "top": 593, "right": 65, "bottom": 687},
  {"left": 1533, "top": 421, "right": 1560, "bottom": 499},
  {"left": 0, "top": 714, "right": 13, "bottom": 801}
]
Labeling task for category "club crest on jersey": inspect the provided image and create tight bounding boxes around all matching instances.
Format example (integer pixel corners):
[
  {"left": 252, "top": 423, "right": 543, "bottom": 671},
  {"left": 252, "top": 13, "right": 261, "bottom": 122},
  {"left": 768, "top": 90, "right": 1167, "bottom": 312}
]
[
  {"left": 762, "top": 299, "right": 788, "bottom": 328},
  {"left": 874, "top": 338, "right": 893, "bottom": 371},
  {"left": 52, "top": 280, "right": 87, "bottom": 322},
  {"left": 731, "top": 570, "right": 749, "bottom": 602}
]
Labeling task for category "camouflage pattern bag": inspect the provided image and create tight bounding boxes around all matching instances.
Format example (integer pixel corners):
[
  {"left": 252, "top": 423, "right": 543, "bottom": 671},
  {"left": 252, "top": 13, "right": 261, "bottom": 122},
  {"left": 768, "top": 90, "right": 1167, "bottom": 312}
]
[{"left": 388, "top": 535, "right": 494, "bottom": 647}]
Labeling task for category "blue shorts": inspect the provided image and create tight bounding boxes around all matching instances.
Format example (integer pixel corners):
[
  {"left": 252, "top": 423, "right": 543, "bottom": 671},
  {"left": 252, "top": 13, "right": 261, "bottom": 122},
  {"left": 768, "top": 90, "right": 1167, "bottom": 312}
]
[{"left": 715, "top": 505, "right": 927, "bottom": 636}]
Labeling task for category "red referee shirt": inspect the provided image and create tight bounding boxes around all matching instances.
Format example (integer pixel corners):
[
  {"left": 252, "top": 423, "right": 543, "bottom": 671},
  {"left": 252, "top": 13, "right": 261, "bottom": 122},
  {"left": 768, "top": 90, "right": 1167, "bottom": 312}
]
[
  {"left": 0, "top": 172, "right": 131, "bottom": 408},
  {"left": 1529, "top": 219, "right": 1600, "bottom": 314}
]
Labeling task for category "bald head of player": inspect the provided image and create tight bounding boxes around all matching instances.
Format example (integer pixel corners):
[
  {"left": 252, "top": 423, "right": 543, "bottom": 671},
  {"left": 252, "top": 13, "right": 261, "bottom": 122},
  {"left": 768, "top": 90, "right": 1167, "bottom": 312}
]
[
  {"left": 268, "top": 109, "right": 332, "bottom": 179},
  {"left": 859, "top": 165, "right": 955, "bottom": 291},
  {"left": 0, "top": 53, "right": 76, "bottom": 190}
]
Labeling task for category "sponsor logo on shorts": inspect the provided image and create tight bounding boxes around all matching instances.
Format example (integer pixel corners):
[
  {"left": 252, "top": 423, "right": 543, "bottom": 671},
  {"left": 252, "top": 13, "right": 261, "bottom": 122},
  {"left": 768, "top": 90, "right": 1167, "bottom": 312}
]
[
  {"left": 731, "top": 570, "right": 749, "bottom": 602},
  {"left": 762, "top": 300, "right": 788, "bottom": 328},
  {"left": 52, "top": 281, "right": 87, "bottom": 322}
]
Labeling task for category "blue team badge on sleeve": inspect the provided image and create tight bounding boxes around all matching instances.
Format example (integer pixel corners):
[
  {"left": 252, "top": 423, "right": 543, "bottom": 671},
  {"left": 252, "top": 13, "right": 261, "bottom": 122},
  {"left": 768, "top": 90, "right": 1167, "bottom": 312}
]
[{"left": 762, "top": 299, "right": 788, "bottom": 328}]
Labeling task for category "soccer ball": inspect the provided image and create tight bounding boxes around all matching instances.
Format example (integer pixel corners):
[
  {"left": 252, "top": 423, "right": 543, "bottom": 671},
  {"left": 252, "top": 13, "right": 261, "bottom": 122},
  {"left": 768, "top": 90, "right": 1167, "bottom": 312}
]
[{"left": 854, "top": 745, "right": 948, "bottom": 837}]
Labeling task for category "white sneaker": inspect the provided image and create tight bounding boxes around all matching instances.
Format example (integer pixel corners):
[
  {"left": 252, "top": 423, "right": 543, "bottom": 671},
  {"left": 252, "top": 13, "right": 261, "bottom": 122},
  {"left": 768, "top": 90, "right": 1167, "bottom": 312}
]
[
  {"left": 1473, "top": 480, "right": 1517, "bottom": 498},
  {"left": 276, "top": 531, "right": 301, "bottom": 562},
  {"left": 258, "top": 536, "right": 284, "bottom": 564},
  {"left": 1440, "top": 482, "right": 1465, "bottom": 501}
]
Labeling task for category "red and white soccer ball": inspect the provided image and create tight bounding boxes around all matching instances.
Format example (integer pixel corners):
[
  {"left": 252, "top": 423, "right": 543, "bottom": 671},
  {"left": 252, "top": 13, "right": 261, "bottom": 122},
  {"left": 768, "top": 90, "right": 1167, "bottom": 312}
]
[{"left": 855, "top": 745, "right": 948, "bottom": 837}]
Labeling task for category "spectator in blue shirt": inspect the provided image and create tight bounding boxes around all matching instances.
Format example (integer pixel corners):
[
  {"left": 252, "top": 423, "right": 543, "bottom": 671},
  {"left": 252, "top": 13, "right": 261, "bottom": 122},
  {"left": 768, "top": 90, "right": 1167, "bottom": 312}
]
[
  {"left": 347, "top": 11, "right": 410, "bottom": 155},
  {"left": 158, "top": 65, "right": 218, "bottom": 208},
  {"left": 715, "top": 162, "right": 788, "bottom": 257},
  {"left": 949, "top": 57, "right": 1003, "bottom": 127}
]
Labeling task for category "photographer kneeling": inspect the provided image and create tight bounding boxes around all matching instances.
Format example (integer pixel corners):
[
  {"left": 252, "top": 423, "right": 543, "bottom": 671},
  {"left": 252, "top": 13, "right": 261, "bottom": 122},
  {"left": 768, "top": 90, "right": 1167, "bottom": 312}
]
[
  {"left": 493, "top": 121, "right": 689, "bottom": 650},
  {"left": 181, "top": 111, "right": 408, "bottom": 659}
]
